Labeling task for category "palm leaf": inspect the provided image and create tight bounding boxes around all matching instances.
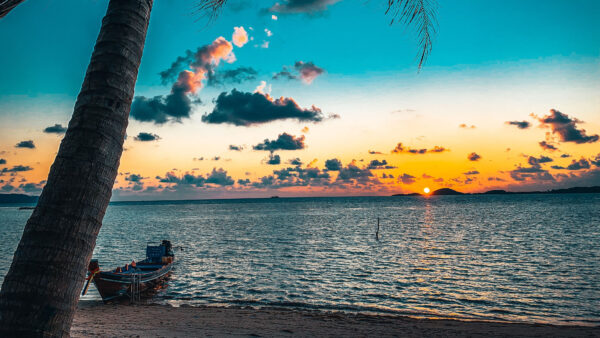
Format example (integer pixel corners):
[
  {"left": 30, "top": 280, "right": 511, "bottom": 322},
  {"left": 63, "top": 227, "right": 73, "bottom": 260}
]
[
  {"left": 193, "top": 0, "right": 228, "bottom": 22},
  {"left": 0, "top": 0, "right": 26, "bottom": 19},
  {"left": 195, "top": 0, "right": 437, "bottom": 70},
  {"left": 386, "top": 0, "right": 438, "bottom": 69}
]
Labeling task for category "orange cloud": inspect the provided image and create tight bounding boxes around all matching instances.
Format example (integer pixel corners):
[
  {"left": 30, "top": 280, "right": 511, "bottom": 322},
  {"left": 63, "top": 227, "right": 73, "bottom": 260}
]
[{"left": 232, "top": 27, "right": 249, "bottom": 48}]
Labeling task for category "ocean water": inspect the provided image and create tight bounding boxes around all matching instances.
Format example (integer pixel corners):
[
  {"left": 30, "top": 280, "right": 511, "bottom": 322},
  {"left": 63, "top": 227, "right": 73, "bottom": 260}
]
[{"left": 1, "top": 194, "right": 599, "bottom": 325}]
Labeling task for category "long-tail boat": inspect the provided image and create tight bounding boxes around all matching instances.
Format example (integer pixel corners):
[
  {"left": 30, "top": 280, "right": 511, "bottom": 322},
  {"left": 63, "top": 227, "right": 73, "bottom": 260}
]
[{"left": 82, "top": 240, "right": 175, "bottom": 302}]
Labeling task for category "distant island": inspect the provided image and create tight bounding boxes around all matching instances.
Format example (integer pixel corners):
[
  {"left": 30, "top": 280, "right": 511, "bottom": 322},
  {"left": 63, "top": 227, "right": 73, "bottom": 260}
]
[
  {"left": 0, "top": 193, "right": 38, "bottom": 204},
  {"left": 1, "top": 186, "right": 599, "bottom": 204},
  {"left": 392, "top": 186, "right": 600, "bottom": 196}
]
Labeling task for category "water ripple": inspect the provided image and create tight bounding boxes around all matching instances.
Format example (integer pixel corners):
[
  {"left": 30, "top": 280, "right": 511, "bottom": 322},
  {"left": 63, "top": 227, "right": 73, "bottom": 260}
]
[{"left": 1, "top": 194, "right": 599, "bottom": 325}]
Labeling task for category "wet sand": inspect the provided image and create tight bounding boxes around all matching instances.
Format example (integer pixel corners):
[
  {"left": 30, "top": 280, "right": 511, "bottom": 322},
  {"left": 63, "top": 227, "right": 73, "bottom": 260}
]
[{"left": 72, "top": 302, "right": 599, "bottom": 337}]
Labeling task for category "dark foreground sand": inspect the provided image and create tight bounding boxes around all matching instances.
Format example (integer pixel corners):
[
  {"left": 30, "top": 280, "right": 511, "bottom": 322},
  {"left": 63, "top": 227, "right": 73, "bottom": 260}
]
[{"left": 72, "top": 302, "right": 599, "bottom": 337}]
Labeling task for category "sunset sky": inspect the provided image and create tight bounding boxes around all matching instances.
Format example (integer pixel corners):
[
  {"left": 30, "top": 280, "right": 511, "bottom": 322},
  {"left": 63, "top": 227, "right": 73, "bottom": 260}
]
[{"left": 1, "top": 0, "right": 599, "bottom": 200}]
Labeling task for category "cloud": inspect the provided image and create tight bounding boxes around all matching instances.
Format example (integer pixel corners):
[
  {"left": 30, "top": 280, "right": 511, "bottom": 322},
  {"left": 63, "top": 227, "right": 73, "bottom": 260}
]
[
  {"left": 505, "top": 121, "right": 531, "bottom": 129},
  {"left": 324, "top": 158, "right": 342, "bottom": 171},
  {"left": 336, "top": 162, "right": 374, "bottom": 184},
  {"left": 15, "top": 140, "right": 35, "bottom": 149},
  {"left": 288, "top": 157, "right": 302, "bottom": 165},
  {"left": 534, "top": 109, "right": 599, "bottom": 144},
  {"left": 125, "top": 174, "right": 144, "bottom": 182},
  {"left": 1, "top": 165, "right": 33, "bottom": 173},
  {"left": 294, "top": 61, "right": 324, "bottom": 84},
  {"left": 272, "top": 68, "right": 297, "bottom": 81},
  {"left": 264, "top": 28, "right": 273, "bottom": 37},
  {"left": 158, "top": 50, "right": 195, "bottom": 84},
  {"left": 273, "top": 61, "right": 325, "bottom": 84},
  {"left": 208, "top": 66, "right": 258, "bottom": 86},
  {"left": 566, "top": 158, "right": 591, "bottom": 171},
  {"left": 560, "top": 154, "right": 571, "bottom": 158},
  {"left": 467, "top": 152, "right": 481, "bottom": 161},
  {"left": 238, "top": 178, "right": 251, "bottom": 185},
  {"left": 267, "top": 154, "right": 281, "bottom": 165},
  {"left": 368, "top": 150, "right": 382, "bottom": 155},
  {"left": 252, "top": 165, "right": 331, "bottom": 188},
  {"left": 43, "top": 124, "right": 67, "bottom": 134},
  {"left": 253, "top": 133, "right": 306, "bottom": 151},
  {"left": 391, "top": 143, "right": 449, "bottom": 154},
  {"left": 232, "top": 26, "right": 249, "bottom": 47},
  {"left": 229, "top": 145, "right": 244, "bottom": 151},
  {"left": 539, "top": 141, "right": 558, "bottom": 151},
  {"left": 527, "top": 155, "right": 553, "bottom": 166},
  {"left": 159, "top": 37, "right": 236, "bottom": 85},
  {"left": 509, "top": 165, "right": 554, "bottom": 182},
  {"left": 19, "top": 182, "right": 44, "bottom": 194},
  {"left": 459, "top": 124, "right": 476, "bottom": 129},
  {"left": 133, "top": 132, "right": 160, "bottom": 142},
  {"left": 398, "top": 173, "right": 416, "bottom": 184},
  {"left": 592, "top": 154, "right": 600, "bottom": 167},
  {"left": 130, "top": 77, "right": 194, "bottom": 125},
  {"left": 133, "top": 37, "right": 237, "bottom": 124},
  {"left": 159, "top": 172, "right": 205, "bottom": 187},
  {"left": 202, "top": 89, "right": 325, "bottom": 126},
  {"left": 367, "top": 159, "right": 396, "bottom": 170},
  {"left": 157, "top": 168, "right": 234, "bottom": 187},
  {"left": 254, "top": 80, "right": 270, "bottom": 94},
  {"left": 206, "top": 168, "right": 235, "bottom": 185},
  {"left": 0, "top": 159, "right": 5, "bottom": 165},
  {"left": 429, "top": 146, "right": 448, "bottom": 153},
  {"left": 268, "top": 0, "right": 342, "bottom": 13},
  {"left": 463, "top": 170, "right": 479, "bottom": 175}
]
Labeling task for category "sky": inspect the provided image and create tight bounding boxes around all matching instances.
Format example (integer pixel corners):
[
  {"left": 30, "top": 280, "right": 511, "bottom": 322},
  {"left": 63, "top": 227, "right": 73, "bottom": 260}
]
[{"left": 0, "top": 0, "right": 599, "bottom": 200}]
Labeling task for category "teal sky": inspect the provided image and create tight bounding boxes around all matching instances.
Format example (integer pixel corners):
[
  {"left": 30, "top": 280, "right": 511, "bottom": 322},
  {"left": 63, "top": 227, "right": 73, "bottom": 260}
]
[{"left": 1, "top": 0, "right": 598, "bottom": 97}]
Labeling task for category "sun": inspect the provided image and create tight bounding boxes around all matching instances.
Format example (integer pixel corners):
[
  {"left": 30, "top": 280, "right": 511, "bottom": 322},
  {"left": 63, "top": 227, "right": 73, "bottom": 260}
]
[{"left": 423, "top": 187, "right": 431, "bottom": 194}]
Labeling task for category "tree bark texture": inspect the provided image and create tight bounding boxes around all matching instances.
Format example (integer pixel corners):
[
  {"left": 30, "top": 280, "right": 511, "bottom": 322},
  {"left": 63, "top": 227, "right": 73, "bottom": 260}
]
[{"left": 0, "top": 0, "right": 153, "bottom": 336}]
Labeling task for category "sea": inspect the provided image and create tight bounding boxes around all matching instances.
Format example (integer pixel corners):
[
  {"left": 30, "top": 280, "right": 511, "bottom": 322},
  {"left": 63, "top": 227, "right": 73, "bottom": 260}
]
[{"left": 1, "top": 194, "right": 599, "bottom": 326}]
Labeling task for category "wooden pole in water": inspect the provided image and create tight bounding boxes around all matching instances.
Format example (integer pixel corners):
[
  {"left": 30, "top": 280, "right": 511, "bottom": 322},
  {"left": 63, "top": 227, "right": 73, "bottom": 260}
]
[{"left": 376, "top": 217, "right": 380, "bottom": 241}]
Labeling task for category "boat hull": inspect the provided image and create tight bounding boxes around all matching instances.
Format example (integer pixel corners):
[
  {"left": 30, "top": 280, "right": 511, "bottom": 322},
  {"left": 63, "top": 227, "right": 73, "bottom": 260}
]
[{"left": 92, "top": 262, "right": 173, "bottom": 302}]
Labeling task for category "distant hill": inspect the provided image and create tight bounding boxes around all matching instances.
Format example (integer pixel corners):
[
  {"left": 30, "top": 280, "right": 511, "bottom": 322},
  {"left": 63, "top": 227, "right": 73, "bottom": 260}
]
[
  {"left": 483, "top": 190, "right": 509, "bottom": 194},
  {"left": 0, "top": 193, "right": 38, "bottom": 204},
  {"left": 392, "top": 186, "right": 600, "bottom": 197},
  {"left": 548, "top": 186, "right": 600, "bottom": 194},
  {"left": 432, "top": 188, "right": 463, "bottom": 195}
]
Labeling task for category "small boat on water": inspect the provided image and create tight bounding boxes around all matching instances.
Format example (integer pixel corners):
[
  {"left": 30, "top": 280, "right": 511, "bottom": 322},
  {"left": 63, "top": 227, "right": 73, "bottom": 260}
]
[{"left": 83, "top": 240, "right": 175, "bottom": 302}]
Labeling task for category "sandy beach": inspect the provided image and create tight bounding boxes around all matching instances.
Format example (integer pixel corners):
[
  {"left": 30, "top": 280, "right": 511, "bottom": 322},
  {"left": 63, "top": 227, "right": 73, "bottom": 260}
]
[{"left": 72, "top": 302, "right": 599, "bottom": 337}]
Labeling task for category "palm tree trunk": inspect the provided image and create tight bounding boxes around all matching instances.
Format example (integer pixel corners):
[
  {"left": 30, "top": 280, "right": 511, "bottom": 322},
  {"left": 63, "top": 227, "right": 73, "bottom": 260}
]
[
  {"left": 0, "top": 0, "right": 26, "bottom": 19},
  {"left": 0, "top": 0, "right": 153, "bottom": 336}
]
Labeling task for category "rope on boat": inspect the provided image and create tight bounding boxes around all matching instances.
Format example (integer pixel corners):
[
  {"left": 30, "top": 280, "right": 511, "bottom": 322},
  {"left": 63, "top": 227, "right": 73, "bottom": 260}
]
[{"left": 82, "top": 267, "right": 100, "bottom": 296}]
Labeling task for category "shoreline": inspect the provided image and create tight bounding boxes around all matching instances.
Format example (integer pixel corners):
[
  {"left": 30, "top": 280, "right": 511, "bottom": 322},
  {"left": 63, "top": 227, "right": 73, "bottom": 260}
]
[{"left": 72, "top": 302, "right": 599, "bottom": 337}]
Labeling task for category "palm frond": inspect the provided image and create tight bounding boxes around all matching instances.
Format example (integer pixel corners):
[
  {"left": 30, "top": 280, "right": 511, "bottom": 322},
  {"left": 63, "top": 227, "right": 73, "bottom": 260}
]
[
  {"left": 193, "top": 0, "right": 228, "bottom": 22},
  {"left": 193, "top": 0, "right": 436, "bottom": 70},
  {"left": 0, "top": 0, "right": 26, "bottom": 19},
  {"left": 385, "top": 0, "right": 438, "bottom": 69}
]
